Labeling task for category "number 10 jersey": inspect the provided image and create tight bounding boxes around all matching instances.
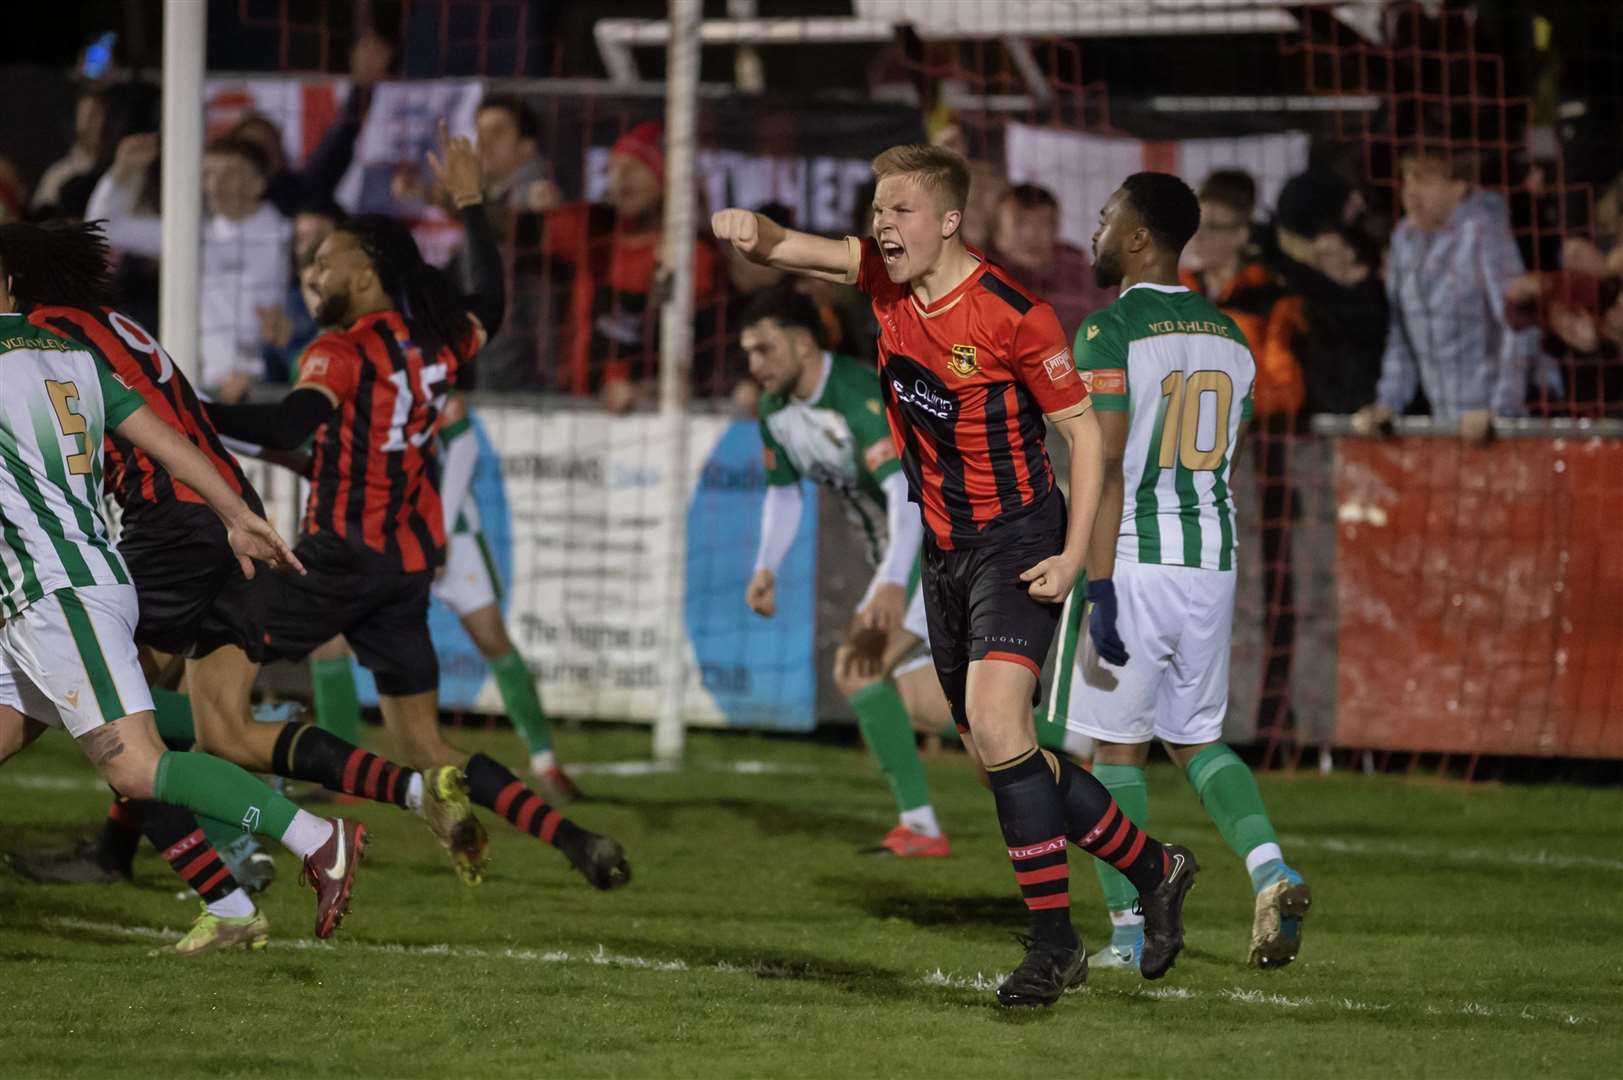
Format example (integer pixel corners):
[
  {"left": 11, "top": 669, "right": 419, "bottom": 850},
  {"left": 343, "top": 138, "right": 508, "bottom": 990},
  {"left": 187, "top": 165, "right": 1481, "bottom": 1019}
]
[{"left": 1075, "top": 282, "right": 1256, "bottom": 572}]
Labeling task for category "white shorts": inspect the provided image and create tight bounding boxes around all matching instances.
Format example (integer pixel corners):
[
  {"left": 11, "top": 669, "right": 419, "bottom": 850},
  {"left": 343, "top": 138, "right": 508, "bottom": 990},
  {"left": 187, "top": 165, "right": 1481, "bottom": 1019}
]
[
  {"left": 892, "top": 578, "right": 934, "bottom": 678},
  {"left": 1063, "top": 560, "right": 1234, "bottom": 746},
  {"left": 0, "top": 585, "right": 154, "bottom": 738},
  {"left": 431, "top": 532, "right": 502, "bottom": 618}
]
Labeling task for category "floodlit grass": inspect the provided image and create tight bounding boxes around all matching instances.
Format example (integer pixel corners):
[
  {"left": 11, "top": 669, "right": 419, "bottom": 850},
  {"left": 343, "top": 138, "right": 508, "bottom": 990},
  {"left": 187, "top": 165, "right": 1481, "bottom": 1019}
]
[{"left": 3, "top": 725, "right": 1619, "bottom": 1078}]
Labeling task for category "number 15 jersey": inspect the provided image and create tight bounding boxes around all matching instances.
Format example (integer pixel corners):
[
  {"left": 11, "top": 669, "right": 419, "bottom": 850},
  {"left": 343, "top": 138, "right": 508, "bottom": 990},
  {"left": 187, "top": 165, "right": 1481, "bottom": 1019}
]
[
  {"left": 1075, "top": 282, "right": 1255, "bottom": 572},
  {"left": 296, "top": 310, "right": 475, "bottom": 573}
]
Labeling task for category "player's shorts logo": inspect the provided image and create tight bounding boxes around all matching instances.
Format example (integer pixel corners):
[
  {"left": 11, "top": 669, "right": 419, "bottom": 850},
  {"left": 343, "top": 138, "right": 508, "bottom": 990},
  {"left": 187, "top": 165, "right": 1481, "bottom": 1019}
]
[{"left": 948, "top": 344, "right": 979, "bottom": 378}]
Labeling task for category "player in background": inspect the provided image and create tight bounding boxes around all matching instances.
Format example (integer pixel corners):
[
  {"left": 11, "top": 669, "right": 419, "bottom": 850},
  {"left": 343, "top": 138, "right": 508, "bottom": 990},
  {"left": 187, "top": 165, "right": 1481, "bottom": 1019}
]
[
  {"left": 742, "top": 285, "right": 950, "bottom": 857},
  {"left": 0, "top": 219, "right": 470, "bottom": 951},
  {"left": 0, "top": 299, "right": 366, "bottom": 942},
  {"left": 1065, "top": 173, "right": 1310, "bottom": 970},
  {"left": 715, "top": 144, "right": 1198, "bottom": 1007},
  {"left": 209, "top": 126, "right": 629, "bottom": 891},
  {"left": 306, "top": 390, "right": 582, "bottom": 805}
]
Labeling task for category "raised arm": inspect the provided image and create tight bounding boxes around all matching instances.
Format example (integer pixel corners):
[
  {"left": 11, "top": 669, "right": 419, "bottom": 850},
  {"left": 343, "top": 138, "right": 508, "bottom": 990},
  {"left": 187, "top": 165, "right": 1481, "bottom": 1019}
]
[{"left": 712, "top": 208, "right": 857, "bottom": 284}]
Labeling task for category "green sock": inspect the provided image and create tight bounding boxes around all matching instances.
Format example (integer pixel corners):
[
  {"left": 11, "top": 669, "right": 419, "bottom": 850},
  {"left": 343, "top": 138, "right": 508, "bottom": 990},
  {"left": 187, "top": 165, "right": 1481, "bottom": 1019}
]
[
  {"left": 490, "top": 651, "right": 551, "bottom": 756},
  {"left": 1091, "top": 763, "right": 1149, "bottom": 913},
  {"left": 1184, "top": 743, "right": 1280, "bottom": 864},
  {"left": 310, "top": 656, "right": 362, "bottom": 742},
  {"left": 150, "top": 688, "right": 195, "bottom": 747},
  {"left": 849, "top": 681, "right": 931, "bottom": 814},
  {"left": 153, "top": 750, "right": 298, "bottom": 841}
]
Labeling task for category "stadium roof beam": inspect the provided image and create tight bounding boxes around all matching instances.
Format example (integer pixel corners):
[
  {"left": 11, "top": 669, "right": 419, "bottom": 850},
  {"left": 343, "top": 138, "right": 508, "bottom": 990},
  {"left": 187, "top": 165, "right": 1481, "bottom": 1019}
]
[{"left": 595, "top": 1, "right": 1390, "bottom": 86}]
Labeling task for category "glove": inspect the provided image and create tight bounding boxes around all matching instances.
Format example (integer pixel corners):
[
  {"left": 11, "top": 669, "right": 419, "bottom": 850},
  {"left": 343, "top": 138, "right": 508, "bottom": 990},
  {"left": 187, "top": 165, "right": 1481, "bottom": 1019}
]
[{"left": 1087, "top": 578, "right": 1129, "bottom": 666}]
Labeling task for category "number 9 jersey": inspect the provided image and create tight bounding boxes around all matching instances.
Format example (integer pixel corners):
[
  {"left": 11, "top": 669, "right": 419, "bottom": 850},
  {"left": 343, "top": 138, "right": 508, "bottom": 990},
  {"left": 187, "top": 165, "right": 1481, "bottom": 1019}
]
[
  {"left": 296, "top": 311, "right": 474, "bottom": 573},
  {"left": 1075, "top": 283, "right": 1256, "bottom": 572}
]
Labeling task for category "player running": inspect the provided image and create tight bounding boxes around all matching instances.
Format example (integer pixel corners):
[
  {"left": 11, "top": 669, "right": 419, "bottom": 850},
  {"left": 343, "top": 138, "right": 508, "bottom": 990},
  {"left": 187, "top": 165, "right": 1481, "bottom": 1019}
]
[
  {"left": 1063, "top": 173, "right": 1310, "bottom": 970},
  {"left": 0, "top": 290, "right": 366, "bottom": 942},
  {"left": 306, "top": 391, "right": 582, "bottom": 805},
  {"left": 714, "top": 143, "right": 1198, "bottom": 1007},
  {"left": 742, "top": 285, "right": 949, "bottom": 857},
  {"left": 0, "top": 217, "right": 475, "bottom": 951},
  {"left": 208, "top": 125, "right": 629, "bottom": 891}
]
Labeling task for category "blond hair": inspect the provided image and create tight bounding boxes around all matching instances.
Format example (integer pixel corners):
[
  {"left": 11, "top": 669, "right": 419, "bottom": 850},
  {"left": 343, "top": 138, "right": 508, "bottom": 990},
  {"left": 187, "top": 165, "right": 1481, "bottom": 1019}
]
[{"left": 870, "top": 143, "right": 972, "bottom": 214}]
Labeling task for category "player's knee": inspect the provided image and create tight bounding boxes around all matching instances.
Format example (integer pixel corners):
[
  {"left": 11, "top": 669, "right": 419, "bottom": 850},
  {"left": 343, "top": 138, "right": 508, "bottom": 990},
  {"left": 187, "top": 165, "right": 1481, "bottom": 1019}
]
[
  {"left": 96, "top": 736, "right": 162, "bottom": 799},
  {"left": 833, "top": 661, "right": 881, "bottom": 699}
]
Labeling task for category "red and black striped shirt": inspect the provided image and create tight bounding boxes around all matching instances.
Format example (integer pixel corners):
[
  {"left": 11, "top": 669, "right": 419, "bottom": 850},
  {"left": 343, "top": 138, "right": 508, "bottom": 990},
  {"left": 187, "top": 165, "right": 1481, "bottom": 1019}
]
[
  {"left": 849, "top": 237, "right": 1090, "bottom": 550},
  {"left": 296, "top": 310, "right": 471, "bottom": 573},
  {"left": 28, "top": 305, "right": 250, "bottom": 514}
]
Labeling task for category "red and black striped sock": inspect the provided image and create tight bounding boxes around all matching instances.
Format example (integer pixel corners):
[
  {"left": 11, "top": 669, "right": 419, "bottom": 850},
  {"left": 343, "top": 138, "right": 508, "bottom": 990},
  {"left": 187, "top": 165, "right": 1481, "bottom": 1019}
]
[
  {"left": 1051, "top": 751, "right": 1170, "bottom": 895},
  {"left": 95, "top": 797, "right": 145, "bottom": 876},
  {"left": 143, "top": 801, "right": 238, "bottom": 905},
  {"left": 464, "top": 752, "right": 586, "bottom": 852},
  {"left": 987, "top": 747, "right": 1076, "bottom": 948},
  {"left": 270, "top": 723, "right": 414, "bottom": 807}
]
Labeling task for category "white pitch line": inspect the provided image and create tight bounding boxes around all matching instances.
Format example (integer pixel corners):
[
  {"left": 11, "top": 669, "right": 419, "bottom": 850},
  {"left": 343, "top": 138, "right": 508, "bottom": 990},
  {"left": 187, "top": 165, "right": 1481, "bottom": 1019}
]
[
  {"left": 1280, "top": 834, "right": 1623, "bottom": 873},
  {"left": 50, "top": 919, "right": 1596, "bottom": 1026}
]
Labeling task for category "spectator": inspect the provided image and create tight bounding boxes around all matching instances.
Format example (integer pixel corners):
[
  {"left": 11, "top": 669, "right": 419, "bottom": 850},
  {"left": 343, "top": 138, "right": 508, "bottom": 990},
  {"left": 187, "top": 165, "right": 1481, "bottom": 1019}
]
[
  {"left": 88, "top": 133, "right": 290, "bottom": 402},
  {"left": 1507, "top": 265, "right": 1623, "bottom": 416},
  {"left": 445, "top": 94, "right": 558, "bottom": 389},
  {"left": 224, "top": 31, "right": 391, "bottom": 219},
  {"left": 987, "top": 183, "right": 1115, "bottom": 338},
  {"left": 1232, "top": 168, "right": 1389, "bottom": 420},
  {"left": 1181, "top": 170, "right": 1301, "bottom": 417},
  {"left": 540, "top": 120, "right": 720, "bottom": 411},
  {"left": 31, "top": 87, "right": 105, "bottom": 216},
  {"left": 1353, "top": 144, "right": 1537, "bottom": 440},
  {"left": 259, "top": 196, "right": 345, "bottom": 383}
]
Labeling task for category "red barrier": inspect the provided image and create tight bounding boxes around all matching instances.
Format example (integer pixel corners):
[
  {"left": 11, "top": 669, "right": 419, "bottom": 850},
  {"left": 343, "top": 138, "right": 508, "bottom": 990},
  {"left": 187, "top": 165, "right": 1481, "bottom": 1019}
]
[{"left": 1334, "top": 436, "right": 1623, "bottom": 758}]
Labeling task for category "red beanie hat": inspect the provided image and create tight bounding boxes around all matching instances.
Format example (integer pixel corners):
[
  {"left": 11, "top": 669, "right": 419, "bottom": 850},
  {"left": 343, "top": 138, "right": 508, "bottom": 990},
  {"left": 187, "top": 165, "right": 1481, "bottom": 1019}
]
[{"left": 612, "top": 120, "right": 665, "bottom": 184}]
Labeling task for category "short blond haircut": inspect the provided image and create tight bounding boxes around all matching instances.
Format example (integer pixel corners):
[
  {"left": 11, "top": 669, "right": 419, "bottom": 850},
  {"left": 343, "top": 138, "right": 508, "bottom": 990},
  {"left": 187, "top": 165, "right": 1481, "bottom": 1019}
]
[{"left": 871, "top": 143, "right": 972, "bottom": 214}]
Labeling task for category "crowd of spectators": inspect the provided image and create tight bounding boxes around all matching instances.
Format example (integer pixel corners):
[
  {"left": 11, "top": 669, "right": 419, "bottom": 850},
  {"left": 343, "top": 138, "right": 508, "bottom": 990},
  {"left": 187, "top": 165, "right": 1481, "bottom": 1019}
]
[{"left": 8, "top": 28, "right": 1621, "bottom": 427}]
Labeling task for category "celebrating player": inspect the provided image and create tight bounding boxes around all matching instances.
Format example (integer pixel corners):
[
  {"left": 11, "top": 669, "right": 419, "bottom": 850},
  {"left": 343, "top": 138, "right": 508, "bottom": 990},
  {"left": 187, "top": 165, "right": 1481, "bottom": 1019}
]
[
  {"left": 305, "top": 391, "right": 582, "bottom": 805},
  {"left": 208, "top": 125, "right": 629, "bottom": 891},
  {"left": 1065, "top": 173, "right": 1310, "bottom": 969},
  {"left": 715, "top": 144, "right": 1198, "bottom": 1007},
  {"left": 742, "top": 284, "right": 950, "bottom": 857},
  {"left": 0, "top": 286, "right": 365, "bottom": 942},
  {"left": 0, "top": 217, "right": 472, "bottom": 951}
]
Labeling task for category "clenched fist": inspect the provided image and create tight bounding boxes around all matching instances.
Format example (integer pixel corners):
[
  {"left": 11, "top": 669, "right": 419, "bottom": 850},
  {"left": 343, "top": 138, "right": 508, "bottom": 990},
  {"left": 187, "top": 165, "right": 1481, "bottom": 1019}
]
[{"left": 711, "top": 208, "right": 759, "bottom": 252}]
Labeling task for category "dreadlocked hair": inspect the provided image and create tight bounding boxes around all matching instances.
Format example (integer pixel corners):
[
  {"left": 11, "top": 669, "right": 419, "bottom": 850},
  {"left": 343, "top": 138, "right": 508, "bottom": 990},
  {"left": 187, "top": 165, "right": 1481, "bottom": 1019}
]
[
  {"left": 341, "top": 214, "right": 469, "bottom": 360},
  {"left": 0, "top": 219, "right": 116, "bottom": 311}
]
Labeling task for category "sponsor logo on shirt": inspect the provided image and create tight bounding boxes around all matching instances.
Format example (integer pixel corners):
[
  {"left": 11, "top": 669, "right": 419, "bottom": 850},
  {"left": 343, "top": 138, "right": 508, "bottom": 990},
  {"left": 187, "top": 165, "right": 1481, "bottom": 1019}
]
[
  {"left": 947, "top": 344, "right": 979, "bottom": 377},
  {"left": 1042, "top": 349, "right": 1075, "bottom": 383},
  {"left": 864, "top": 439, "right": 897, "bottom": 472},
  {"left": 1091, "top": 369, "right": 1127, "bottom": 395},
  {"left": 302, "top": 352, "right": 330, "bottom": 380},
  {"left": 891, "top": 377, "right": 957, "bottom": 420}
]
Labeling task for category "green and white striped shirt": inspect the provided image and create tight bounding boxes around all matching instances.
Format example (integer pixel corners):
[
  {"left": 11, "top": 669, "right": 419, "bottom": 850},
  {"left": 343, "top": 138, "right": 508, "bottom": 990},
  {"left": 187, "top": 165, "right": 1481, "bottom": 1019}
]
[
  {"left": 0, "top": 317, "right": 143, "bottom": 618},
  {"left": 1074, "top": 284, "right": 1255, "bottom": 571}
]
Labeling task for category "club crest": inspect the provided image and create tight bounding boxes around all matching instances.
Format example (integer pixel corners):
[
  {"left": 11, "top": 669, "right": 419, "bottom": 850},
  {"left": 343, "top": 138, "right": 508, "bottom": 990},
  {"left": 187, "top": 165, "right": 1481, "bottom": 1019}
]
[{"left": 948, "top": 344, "right": 979, "bottom": 377}]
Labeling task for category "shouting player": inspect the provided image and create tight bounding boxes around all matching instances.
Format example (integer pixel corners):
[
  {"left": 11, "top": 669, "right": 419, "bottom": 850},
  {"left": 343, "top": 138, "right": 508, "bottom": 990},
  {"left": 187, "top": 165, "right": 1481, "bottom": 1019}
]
[
  {"left": 209, "top": 126, "right": 629, "bottom": 890},
  {"left": 715, "top": 144, "right": 1198, "bottom": 1006},
  {"left": 743, "top": 285, "right": 949, "bottom": 857},
  {"left": 1066, "top": 173, "right": 1310, "bottom": 969},
  {"left": 0, "top": 289, "right": 365, "bottom": 941}
]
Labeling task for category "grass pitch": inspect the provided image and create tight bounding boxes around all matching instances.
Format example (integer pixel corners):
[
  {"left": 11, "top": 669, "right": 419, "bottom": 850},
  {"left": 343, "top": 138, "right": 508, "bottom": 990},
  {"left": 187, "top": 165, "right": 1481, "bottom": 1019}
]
[{"left": 2, "top": 725, "right": 1619, "bottom": 1079}]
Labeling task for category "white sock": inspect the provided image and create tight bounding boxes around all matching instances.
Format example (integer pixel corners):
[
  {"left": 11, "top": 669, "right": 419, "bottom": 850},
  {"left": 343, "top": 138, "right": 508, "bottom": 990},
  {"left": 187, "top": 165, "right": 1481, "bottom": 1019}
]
[
  {"left": 280, "top": 811, "right": 335, "bottom": 859},
  {"left": 1245, "top": 842, "right": 1284, "bottom": 876},
  {"left": 530, "top": 750, "right": 557, "bottom": 774},
  {"left": 1110, "top": 908, "right": 1145, "bottom": 929},
  {"left": 900, "top": 804, "right": 942, "bottom": 838},
  {"left": 205, "top": 887, "right": 256, "bottom": 919},
  {"left": 1063, "top": 729, "right": 1095, "bottom": 758},
  {"left": 405, "top": 772, "right": 424, "bottom": 813}
]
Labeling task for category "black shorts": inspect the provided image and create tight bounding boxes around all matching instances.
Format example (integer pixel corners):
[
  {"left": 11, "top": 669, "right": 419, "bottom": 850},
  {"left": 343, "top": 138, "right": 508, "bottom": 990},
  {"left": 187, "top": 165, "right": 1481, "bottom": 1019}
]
[
  {"left": 118, "top": 496, "right": 270, "bottom": 663},
  {"left": 921, "top": 492, "right": 1067, "bottom": 731},
  {"left": 259, "top": 532, "right": 439, "bottom": 697}
]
